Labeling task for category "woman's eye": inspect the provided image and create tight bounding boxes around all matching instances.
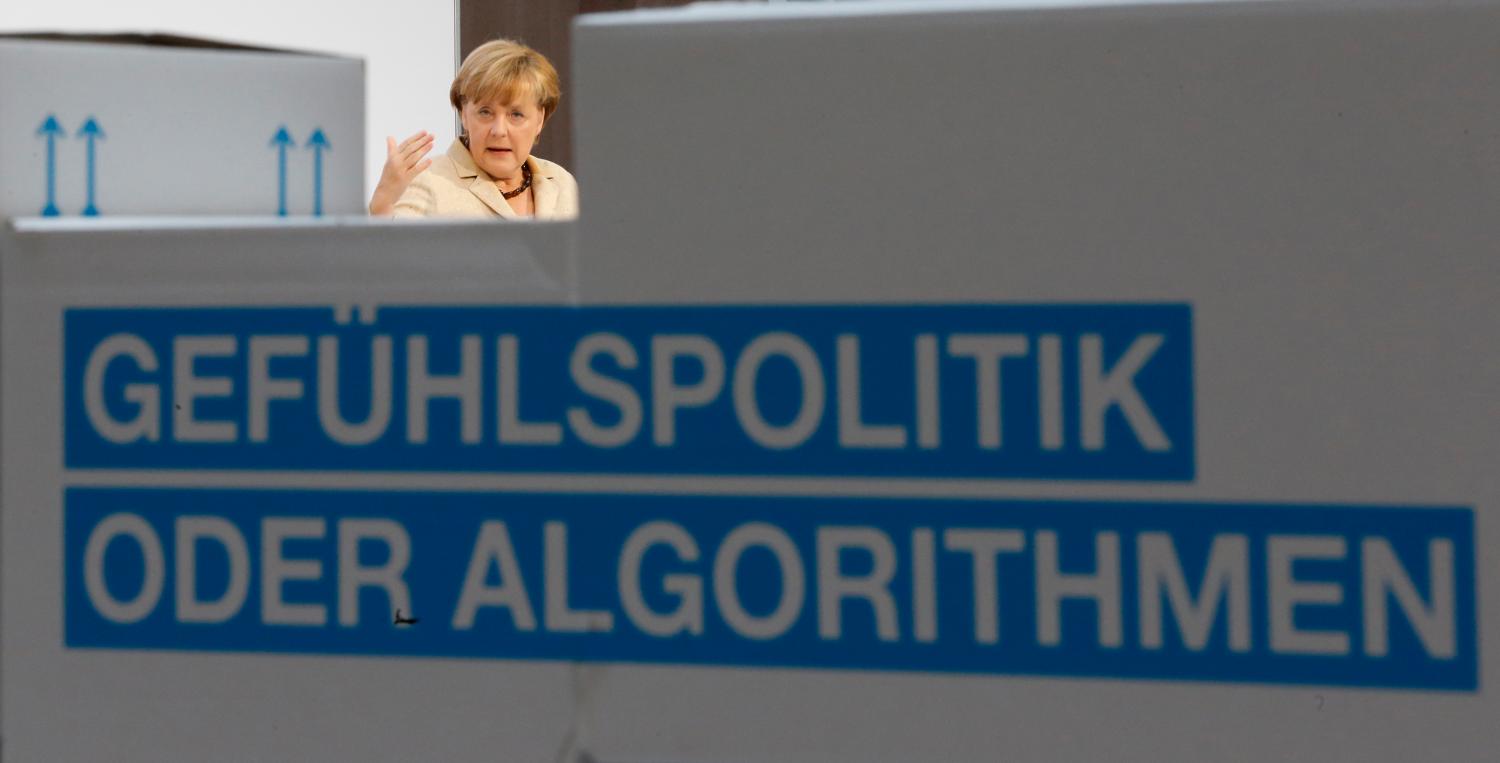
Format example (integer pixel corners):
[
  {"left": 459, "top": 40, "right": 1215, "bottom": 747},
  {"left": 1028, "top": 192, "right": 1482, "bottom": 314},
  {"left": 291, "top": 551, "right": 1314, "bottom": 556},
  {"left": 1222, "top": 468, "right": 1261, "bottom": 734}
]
[{"left": 478, "top": 109, "right": 492, "bottom": 117}]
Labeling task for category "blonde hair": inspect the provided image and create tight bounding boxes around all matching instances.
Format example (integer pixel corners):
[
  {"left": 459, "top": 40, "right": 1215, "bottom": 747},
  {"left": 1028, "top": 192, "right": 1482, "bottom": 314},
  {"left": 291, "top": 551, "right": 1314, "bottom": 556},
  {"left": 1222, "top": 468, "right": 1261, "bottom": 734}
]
[{"left": 450, "top": 39, "right": 561, "bottom": 120}]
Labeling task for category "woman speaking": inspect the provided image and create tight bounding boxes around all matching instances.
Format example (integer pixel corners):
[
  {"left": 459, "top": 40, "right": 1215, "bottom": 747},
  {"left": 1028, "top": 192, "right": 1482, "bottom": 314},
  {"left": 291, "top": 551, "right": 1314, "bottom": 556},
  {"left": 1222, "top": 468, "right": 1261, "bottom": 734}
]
[{"left": 369, "top": 40, "right": 579, "bottom": 220}]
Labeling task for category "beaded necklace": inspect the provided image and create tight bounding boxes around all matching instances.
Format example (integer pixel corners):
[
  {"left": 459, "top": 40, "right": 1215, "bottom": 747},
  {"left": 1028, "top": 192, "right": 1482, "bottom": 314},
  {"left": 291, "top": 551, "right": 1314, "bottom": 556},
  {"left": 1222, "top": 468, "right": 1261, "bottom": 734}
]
[{"left": 501, "top": 161, "right": 532, "bottom": 200}]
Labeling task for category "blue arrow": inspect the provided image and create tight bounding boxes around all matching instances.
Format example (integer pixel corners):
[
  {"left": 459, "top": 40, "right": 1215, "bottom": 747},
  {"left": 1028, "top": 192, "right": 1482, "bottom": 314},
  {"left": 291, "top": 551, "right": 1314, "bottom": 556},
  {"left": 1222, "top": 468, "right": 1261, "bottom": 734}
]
[
  {"left": 78, "top": 117, "right": 106, "bottom": 216},
  {"left": 36, "top": 115, "right": 66, "bottom": 217},
  {"left": 269, "top": 126, "right": 296, "bottom": 216},
  {"left": 307, "top": 128, "right": 331, "bottom": 217}
]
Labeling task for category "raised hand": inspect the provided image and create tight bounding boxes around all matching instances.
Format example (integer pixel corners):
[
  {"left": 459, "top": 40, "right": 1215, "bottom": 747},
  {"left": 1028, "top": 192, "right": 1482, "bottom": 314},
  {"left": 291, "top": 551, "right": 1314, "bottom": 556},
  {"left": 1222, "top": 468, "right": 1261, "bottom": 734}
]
[{"left": 368, "top": 131, "right": 436, "bottom": 215}]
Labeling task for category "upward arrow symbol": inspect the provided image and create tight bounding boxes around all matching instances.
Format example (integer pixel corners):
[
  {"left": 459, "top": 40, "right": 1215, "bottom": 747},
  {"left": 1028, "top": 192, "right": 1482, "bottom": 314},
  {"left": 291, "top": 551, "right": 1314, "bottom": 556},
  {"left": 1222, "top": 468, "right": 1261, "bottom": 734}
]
[
  {"left": 269, "top": 126, "right": 296, "bottom": 216},
  {"left": 77, "top": 117, "right": 106, "bottom": 216},
  {"left": 306, "top": 128, "right": 331, "bottom": 217},
  {"left": 36, "top": 115, "right": 66, "bottom": 217}
]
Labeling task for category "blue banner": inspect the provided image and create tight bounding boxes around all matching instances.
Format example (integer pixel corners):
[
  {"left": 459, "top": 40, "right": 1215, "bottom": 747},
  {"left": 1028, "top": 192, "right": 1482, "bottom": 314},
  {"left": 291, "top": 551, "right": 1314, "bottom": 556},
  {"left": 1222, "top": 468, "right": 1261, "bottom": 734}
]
[
  {"left": 64, "top": 304, "right": 1195, "bottom": 480},
  {"left": 65, "top": 488, "right": 1474, "bottom": 690}
]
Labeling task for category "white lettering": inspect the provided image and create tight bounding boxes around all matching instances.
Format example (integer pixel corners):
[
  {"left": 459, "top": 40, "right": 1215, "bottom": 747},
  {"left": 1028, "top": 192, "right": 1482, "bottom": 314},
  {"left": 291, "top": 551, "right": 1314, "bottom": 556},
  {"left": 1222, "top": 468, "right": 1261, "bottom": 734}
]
[
  {"left": 619, "top": 521, "right": 703, "bottom": 636},
  {"left": 1038, "top": 334, "right": 1063, "bottom": 450},
  {"left": 733, "top": 333, "right": 825, "bottom": 449},
  {"left": 1268, "top": 535, "right": 1349, "bottom": 655},
  {"left": 1362, "top": 537, "right": 1455, "bottom": 658},
  {"left": 452, "top": 521, "right": 536, "bottom": 631},
  {"left": 947, "top": 334, "right": 1028, "bottom": 449},
  {"left": 911, "top": 527, "right": 938, "bottom": 643},
  {"left": 651, "top": 335, "right": 724, "bottom": 446},
  {"left": 567, "top": 333, "right": 643, "bottom": 448},
  {"left": 836, "top": 335, "right": 906, "bottom": 448},
  {"left": 945, "top": 528, "right": 1026, "bottom": 645},
  {"left": 84, "top": 513, "right": 165, "bottom": 624},
  {"left": 260, "top": 517, "right": 327, "bottom": 626},
  {"left": 84, "top": 334, "right": 161, "bottom": 444},
  {"left": 175, "top": 516, "right": 250, "bottom": 624},
  {"left": 317, "top": 335, "right": 393, "bottom": 446},
  {"left": 1080, "top": 333, "right": 1170, "bottom": 451},
  {"left": 545, "top": 522, "right": 614, "bottom": 632},
  {"left": 338, "top": 519, "right": 412, "bottom": 627},
  {"left": 406, "top": 334, "right": 481, "bottom": 444},
  {"left": 1035, "top": 530, "right": 1122, "bottom": 647},
  {"left": 1137, "top": 532, "right": 1250, "bottom": 652},
  {"left": 915, "top": 334, "right": 940, "bottom": 449},
  {"left": 817, "top": 526, "right": 899, "bottom": 641},
  {"left": 499, "top": 335, "right": 563, "bottom": 445},
  {"left": 248, "top": 336, "right": 308, "bottom": 443},
  {"left": 173, "top": 336, "right": 237, "bottom": 442},
  {"left": 714, "top": 522, "right": 805, "bottom": 640}
]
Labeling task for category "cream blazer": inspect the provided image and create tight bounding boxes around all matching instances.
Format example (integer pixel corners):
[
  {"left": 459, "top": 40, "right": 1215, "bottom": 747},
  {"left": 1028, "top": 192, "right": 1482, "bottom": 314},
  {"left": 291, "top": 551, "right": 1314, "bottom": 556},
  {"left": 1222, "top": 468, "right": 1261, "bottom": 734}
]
[{"left": 392, "top": 139, "right": 578, "bottom": 220}]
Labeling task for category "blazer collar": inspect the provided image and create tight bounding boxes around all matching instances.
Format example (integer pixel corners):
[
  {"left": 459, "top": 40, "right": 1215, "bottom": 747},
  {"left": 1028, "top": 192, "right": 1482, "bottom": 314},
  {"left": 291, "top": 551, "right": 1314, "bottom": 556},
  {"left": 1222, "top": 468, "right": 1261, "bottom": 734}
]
[{"left": 448, "top": 139, "right": 560, "bottom": 219}]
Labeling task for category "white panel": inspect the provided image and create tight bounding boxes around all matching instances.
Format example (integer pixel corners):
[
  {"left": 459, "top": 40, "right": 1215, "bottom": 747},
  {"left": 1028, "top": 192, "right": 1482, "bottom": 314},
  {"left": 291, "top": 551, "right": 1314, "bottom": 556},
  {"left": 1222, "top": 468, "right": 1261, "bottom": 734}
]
[
  {"left": 0, "top": 217, "right": 579, "bottom": 760},
  {"left": 569, "top": 1, "right": 1500, "bottom": 761},
  {"left": 0, "top": 0, "right": 457, "bottom": 199}
]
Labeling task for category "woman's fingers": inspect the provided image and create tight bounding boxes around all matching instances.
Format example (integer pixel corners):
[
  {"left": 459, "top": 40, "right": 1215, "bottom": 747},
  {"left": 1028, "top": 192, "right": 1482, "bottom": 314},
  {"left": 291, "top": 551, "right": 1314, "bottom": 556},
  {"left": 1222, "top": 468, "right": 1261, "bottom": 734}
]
[
  {"left": 401, "top": 141, "right": 434, "bottom": 173},
  {"left": 402, "top": 140, "right": 433, "bottom": 169},
  {"left": 381, "top": 133, "right": 434, "bottom": 182},
  {"left": 397, "top": 131, "right": 432, "bottom": 155},
  {"left": 378, "top": 132, "right": 434, "bottom": 189},
  {"left": 403, "top": 135, "right": 434, "bottom": 161},
  {"left": 398, "top": 142, "right": 433, "bottom": 169}
]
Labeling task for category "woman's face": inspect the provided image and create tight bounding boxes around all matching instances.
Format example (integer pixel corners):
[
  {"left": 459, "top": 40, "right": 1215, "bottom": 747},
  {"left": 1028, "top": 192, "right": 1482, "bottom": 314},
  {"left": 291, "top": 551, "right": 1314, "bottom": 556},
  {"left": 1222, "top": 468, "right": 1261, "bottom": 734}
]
[{"left": 461, "top": 95, "right": 545, "bottom": 183}]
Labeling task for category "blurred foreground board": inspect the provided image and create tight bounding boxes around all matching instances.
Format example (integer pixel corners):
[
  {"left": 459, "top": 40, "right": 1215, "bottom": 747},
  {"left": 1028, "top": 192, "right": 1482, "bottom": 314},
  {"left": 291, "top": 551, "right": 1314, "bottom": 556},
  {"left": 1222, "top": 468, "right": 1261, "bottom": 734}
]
[
  {"left": 570, "top": 1, "right": 1500, "bottom": 761},
  {"left": 0, "top": 34, "right": 363, "bottom": 218},
  {"left": 0, "top": 0, "right": 1497, "bottom": 761}
]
